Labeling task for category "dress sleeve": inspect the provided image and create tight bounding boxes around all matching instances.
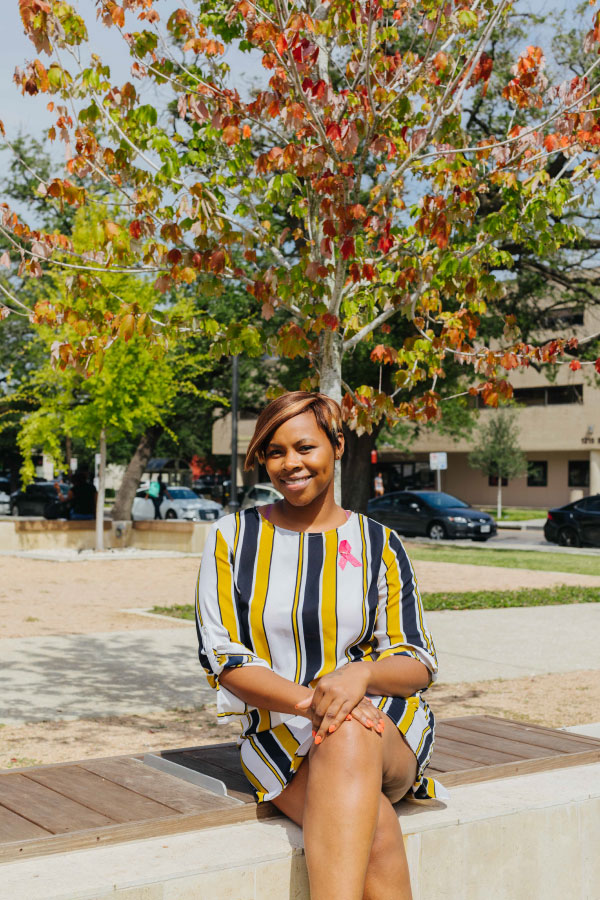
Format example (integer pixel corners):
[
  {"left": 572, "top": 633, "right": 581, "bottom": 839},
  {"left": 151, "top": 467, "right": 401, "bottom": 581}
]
[
  {"left": 373, "top": 528, "right": 438, "bottom": 687},
  {"left": 195, "top": 521, "right": 272, "bottom": 716}
]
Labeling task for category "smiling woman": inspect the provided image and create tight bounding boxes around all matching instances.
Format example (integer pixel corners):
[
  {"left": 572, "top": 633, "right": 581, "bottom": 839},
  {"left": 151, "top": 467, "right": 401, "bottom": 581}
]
[{"left": 194, "top": 391, "right": 445, "bottom": 900}]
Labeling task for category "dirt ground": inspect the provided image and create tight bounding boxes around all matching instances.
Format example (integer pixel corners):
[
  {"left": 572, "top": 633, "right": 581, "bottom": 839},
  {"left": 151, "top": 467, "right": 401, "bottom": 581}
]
[
  {"left": 2, "top": 555, "right": 600, "bottom": 638},
  {"left": 2, "top": 555, "right": 599, "bottom": 769},
  {"left": 2, "top": 669, "right": 598, "bottom": 770}
]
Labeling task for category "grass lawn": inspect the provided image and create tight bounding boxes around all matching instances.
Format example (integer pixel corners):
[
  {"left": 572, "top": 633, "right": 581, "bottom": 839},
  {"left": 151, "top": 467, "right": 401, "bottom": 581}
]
[
  {"left": 480, "top": 507, "right": 546, "bottom": 522},
  {"left": 151, "top": 584, "right": 598, "bottom": 619},
  {"left": 407, "top": 544, "right": 600, "bottom": 576}
]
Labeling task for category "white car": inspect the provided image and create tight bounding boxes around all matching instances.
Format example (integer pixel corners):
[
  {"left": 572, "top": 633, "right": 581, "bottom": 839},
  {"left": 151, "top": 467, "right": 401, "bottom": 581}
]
[
  {"left": 241, "top": 482, "right": 283, "bottom": 509},
  {"left": 132, "top": 486, "right": 223, "bottom": 522}
]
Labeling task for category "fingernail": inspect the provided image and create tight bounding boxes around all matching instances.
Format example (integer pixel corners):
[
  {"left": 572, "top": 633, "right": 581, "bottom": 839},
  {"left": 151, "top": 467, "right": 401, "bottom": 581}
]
[
  {"left": 328, "top": 724, "right": 336, "bottom": 733},
  {"left": 314, "top": 735, "right": 323, "bottom": 745},
  {"left": 312, "top": 730, "right": 316, "bottom": 737},
  {"left": 346, "top": 714, "right": 352, "bottom": 721},
  {"left": 376, "top": 722, "right": 384, "bottom": 733},
  {"left": 366, "top": 719, "right": 373, "bottom": 727}
]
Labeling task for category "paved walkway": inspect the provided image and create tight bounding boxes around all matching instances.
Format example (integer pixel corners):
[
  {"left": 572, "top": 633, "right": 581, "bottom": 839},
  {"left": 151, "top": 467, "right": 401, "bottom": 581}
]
[{"left": 2, "top": 604, "right": 599, "bottom": 724}]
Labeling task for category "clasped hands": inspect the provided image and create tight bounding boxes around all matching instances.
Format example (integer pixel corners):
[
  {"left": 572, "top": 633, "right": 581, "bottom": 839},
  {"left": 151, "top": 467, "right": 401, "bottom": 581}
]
[{"left": 294, "top": 662, "right": 386, "bottom": 745}]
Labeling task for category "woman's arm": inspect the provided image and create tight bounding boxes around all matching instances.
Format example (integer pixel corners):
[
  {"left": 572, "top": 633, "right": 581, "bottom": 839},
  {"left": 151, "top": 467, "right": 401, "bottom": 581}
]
[
  {"left": 219, "top": 665, "right": 312, "bottom": 716},
  {"left": 361, "top": 656, "right": 430, "bottom": 698}
]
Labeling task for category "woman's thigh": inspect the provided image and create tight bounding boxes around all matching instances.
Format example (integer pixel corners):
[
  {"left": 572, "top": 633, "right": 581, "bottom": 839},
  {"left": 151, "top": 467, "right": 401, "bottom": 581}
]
[{"left": 380, "top": 716, "right": 418, "bottom": 804}]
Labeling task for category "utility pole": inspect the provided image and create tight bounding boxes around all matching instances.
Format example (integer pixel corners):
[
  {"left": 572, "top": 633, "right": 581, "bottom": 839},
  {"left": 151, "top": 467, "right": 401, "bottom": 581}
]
[{"left": 229, "top": 355, "right": 240, "bottom": 512}]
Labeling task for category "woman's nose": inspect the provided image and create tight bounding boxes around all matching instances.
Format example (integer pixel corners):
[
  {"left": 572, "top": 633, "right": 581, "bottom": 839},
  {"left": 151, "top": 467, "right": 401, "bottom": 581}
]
[{"left": 283, "top": 449, "right": 302, "bottom": 468}]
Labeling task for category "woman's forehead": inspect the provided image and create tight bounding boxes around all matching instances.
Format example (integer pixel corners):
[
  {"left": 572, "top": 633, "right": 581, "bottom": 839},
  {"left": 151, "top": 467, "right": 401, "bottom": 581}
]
[{"left": 268, "top": 411, "right": 324, "bottom": 443}]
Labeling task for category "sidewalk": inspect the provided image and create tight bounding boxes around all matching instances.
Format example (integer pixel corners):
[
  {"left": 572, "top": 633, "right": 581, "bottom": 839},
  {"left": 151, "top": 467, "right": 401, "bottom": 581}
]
[{"left": 2, "top": 604, "right": 599, "bottom": 725}]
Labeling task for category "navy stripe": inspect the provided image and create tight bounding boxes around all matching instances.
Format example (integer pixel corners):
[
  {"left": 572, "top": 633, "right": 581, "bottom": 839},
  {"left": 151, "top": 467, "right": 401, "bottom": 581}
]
[
  {"left": 257, "top": 731, "right": 293, "bottom": 781},
  {"left": 385, "top": 695, "right": 407, "bottom": 723},
  {"left": 389, "top": 531, "right": 423, "bottom": 648},
  {"left": 302, "top": 532, "right": 324, "bottom": 685},
  {"left": 222, "top": 655, "right": 249, "bottom": 668},
  {"left": 419, "top": 723, "right": 434, "bottom": 769},
  {"left": 194, "top": 614, "right": 212, "bottom": 672},
  {"left": 236, "top": 510, "right": 260, "bottom": 650},
  {"left": 366, "top": 518, "right": 383, "bottom": 637}
]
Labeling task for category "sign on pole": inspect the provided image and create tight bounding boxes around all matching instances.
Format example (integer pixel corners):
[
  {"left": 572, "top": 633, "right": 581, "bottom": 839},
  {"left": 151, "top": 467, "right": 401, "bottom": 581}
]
[{"left": 429, "top": 452, "right": 448, "bottom": 471}]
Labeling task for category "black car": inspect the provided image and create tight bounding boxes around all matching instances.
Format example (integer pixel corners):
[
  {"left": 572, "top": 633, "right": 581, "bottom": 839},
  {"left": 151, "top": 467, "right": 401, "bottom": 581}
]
[
  {"left": 10, "top": 481, "right": 70, "bottom": 517},
  {"left": 544, "top": 494, "right": 600, "bottom": 547},
  {"left": 367, "top": 490, "right": 497, "bottom": 541}
]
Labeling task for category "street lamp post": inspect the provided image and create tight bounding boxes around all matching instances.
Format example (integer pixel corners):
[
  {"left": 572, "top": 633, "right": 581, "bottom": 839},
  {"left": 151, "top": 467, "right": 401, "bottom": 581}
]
[{"left": 229, "top": 355, "right": 240, "bottom": 512}]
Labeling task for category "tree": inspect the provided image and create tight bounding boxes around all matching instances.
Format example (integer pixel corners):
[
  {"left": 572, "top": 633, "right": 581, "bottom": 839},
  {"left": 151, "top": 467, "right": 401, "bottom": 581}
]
[
  {"left": 468, "top": 409, "right": 527, "bottom": 519},
  {"left": 4, "top": 0, "right": 600, "bottom": 503}
]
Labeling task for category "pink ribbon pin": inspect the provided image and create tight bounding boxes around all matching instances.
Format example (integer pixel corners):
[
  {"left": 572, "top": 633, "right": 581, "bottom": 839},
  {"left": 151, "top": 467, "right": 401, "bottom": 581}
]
[{"left": 338, "top": 539, "right": 362, "bottom": 570}]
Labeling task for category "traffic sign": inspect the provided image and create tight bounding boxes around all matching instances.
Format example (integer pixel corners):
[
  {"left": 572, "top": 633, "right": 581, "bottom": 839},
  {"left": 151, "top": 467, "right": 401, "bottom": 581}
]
[{"left": 429, "top": 452, "right": 448, "bottom": 471}]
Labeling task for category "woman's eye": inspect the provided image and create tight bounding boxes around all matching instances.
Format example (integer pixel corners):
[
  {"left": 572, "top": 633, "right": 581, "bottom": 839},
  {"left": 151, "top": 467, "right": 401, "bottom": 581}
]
[{"left": 300, "top": 445, "right": 314, "bottom": 452}]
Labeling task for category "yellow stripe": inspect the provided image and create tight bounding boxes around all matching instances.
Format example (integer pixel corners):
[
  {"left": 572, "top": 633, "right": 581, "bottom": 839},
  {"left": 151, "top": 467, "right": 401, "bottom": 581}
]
[
  {"left": 215, "top": 530, "right": 240, "bottom": 642},
  {"left": 398, "top": 695, "right": 420, "bottom": 735},
  {"left": 292, "top": 534, "right": 305, "bottom": 682},
  {"left": 249, "top": 735, "right": 286, "bottom": 788},
  {"left": 250, "top": 521, "right": 274, "bottom": 666},
  {"left": 233, "top": 511, "right": 240, "bottom": 556},
  {"left": 414, "top": 722, "right": 431, "bottom": 758},
  {"left": 317, "top": 530, "right": 339, "bottom": 678},
  {"left": 256, "top": 707, "right": 271, "bottom": 731},
  {"left": 381, "top": 533, "right": 405, "bottom": 647},
  {"left": 273, "top": 723, "right": 301, "bottom": 761}
]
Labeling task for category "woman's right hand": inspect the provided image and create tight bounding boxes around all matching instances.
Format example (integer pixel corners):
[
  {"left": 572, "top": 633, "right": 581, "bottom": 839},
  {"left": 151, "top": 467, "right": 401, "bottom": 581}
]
[{"left": 349, "top": 696, "right": 387, "bottom": 734}]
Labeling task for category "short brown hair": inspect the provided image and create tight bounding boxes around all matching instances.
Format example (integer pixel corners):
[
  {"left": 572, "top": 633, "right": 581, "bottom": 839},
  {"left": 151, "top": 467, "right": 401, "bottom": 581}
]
[{"left": 244, "top": 391, "right": 343, "bottom": 471}]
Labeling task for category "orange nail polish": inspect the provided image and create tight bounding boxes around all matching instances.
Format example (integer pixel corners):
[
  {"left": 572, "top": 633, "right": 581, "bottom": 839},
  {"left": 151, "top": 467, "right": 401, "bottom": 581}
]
[
  {"left": 366, "top": 719, "right": 373, "bottom": 727},
  {"left": 314, "top": 735, "right": 323, "bottom": 745},
  {"left": 312, "top": 730, "right": 316, "bottom": 737},
  {"left": 376, "top": 722, "right": 385, "bottom": 733},
  {"left": 346, "top": 714, "right": 352, "bottom": 721},
  {"left": 328, "top": 724, "right": 336, "bottom": 733}
]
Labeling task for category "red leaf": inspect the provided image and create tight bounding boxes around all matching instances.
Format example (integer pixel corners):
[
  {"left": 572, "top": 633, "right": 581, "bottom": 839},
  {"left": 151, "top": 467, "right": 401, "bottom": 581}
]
[
  {"left": 129, "top": 220, "right": 142, "bottom": 240},
  {"left": 595, "top": 358, "right": 600, "bottom": 375},
  {"left": 222, "top": 125, "right": 240, "bottom": 146},
  {"left": 569, "top": 359, "right": 582, "bottom": 371},
  {"left": 340, "top": 237, "right": 355, "bottom": 260}
]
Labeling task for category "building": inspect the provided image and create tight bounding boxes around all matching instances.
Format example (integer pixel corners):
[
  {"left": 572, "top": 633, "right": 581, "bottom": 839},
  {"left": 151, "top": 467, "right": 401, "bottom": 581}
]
[{"left": 396, "top": 304, "right": 600, "bottom": 509}]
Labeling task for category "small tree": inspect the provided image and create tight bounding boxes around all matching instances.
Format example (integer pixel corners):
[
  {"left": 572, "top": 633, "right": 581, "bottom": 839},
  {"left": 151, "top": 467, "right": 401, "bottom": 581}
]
[{"left": 468, "top": 409, "right": 527, "bottom": 519}]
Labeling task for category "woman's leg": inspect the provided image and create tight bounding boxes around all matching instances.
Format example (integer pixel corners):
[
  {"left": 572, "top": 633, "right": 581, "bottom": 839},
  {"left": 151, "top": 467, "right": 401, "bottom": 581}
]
[{"left": 271, "top": 717, "right": 417, "bottom": 900}]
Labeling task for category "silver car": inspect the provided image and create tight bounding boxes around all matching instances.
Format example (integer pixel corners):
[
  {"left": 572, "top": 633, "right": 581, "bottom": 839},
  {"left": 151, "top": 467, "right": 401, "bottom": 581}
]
[
  {"left": 241, "top": 482, "right": 283, "bottom": 509},
  {"left": 132, "top": 486, "right": 223, "bottom": 522}
]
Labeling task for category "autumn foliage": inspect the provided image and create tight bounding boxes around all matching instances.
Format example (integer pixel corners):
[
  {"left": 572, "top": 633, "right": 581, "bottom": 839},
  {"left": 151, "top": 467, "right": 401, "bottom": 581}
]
[{"left": 2, "top": 0, "right": 600, "bottom": 433}]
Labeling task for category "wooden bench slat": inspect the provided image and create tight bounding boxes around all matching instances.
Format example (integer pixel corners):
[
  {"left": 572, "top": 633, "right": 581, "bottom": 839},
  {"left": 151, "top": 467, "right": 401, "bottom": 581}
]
[
  {"left": 26, "top": 766, "right": 181, "bottom": 824},
  {"left": 0, "top": 805, "right": 52, "bottom": 842},
  {"left": 161, "top": 750, "right": 255, "bottom": 803},
  {"left": 437, "top": 747, "right": 600, "bottom": 789},
  {"left": 439, "top": 716, "right": 600, "bottom": 754},
  {"left": 80, "top": 757, "right": 239, "bottom": 814},
  {"left": 437, "top": 725, "right": 564, "bottom": 761},
  {"left": 478, "top": 715, "right": 600, "bottom": 748},
  {"left": 0, "top": 774, "right": 114, "bottom": 833}
]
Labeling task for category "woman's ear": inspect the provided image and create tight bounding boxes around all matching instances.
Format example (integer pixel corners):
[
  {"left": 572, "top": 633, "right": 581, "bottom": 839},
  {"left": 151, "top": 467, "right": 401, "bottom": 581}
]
[{"left": 334, "top": 433, "right": 345, "bottom": 460}]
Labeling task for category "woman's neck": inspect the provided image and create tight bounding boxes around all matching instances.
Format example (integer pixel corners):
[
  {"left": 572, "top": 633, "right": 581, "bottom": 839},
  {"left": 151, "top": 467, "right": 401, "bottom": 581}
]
[{"left": 268, "top": 488, "right": 347, "bottom": 533}]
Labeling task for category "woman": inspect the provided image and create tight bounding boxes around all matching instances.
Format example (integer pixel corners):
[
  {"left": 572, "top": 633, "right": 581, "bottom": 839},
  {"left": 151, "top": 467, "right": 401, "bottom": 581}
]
[{"left": 195, "top": 392, "right": 446, "bottom": 899}]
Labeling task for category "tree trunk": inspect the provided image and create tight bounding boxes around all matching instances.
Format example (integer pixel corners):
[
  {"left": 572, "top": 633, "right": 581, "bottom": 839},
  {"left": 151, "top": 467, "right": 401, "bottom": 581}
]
[
  {"left": 318, "top": 331, "right": 343, "bottom": 503},
  {"left": 341, "top": 426, "right": 376, "bottom": 514},
  {"left": 497, "top": 481, "right": 502, "bottom": 521},
  {"left": 95, "top": 428, "right": 106, "bottom": 552},
  {"left": 111, "top": 424, "right": 163, "bottom": 521}
]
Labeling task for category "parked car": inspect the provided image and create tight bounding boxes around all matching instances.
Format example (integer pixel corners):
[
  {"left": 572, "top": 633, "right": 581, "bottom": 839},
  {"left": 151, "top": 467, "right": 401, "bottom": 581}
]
[
  {"left": 10, "top": 481, "right": 72, "bottom": 518},
  {"left": 544, "top": 494, "right": 600, "bottom": 547},
  {"left": 241, "top": 482, "right": 284, "bottom": 510},
  {"left": 132, "top": 485, "right": 223, "bottom": 522},
  {"left": 0, "top": 478, "right": 11, "bottom": 515},
  {"left": 367, "top": 490, "right": 497, "bottom": 541}
]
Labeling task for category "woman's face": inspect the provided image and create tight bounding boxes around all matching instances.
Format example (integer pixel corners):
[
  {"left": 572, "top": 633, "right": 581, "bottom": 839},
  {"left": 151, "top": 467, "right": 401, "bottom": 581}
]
[{"left": 264, "top": 411, "right": 342, "bottom": 507}]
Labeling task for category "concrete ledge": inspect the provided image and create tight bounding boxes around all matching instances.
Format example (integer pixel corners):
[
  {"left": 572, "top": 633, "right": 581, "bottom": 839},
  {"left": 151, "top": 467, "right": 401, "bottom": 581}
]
[
  {"left": 0, "top": 519, "right": 212, "bottom": 555},
  {"left": 3, "top": 762, "right": 599, "bottom": 900}
]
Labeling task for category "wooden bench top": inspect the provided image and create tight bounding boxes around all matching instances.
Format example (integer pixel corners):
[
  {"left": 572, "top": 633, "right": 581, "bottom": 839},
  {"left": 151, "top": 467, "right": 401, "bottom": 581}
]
[{"left": 2, "top": 715, "right": 599, "bottom": 863}]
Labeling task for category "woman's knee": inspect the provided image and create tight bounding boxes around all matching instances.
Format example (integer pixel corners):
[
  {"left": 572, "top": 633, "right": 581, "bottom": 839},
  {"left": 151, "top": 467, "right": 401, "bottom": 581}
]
[{"left": 309, "top": 717, "right": 382, "bottom": 773}]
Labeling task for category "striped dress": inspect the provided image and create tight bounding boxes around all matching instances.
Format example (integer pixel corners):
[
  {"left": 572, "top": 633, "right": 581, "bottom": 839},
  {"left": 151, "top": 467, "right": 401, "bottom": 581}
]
[{"left": 195, "top": 507, "right": 447, "bottom": 803}]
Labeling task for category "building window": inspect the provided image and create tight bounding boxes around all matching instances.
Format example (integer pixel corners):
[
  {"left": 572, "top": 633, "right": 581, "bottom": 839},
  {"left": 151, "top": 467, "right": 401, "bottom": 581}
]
[
  {"left": 512, "top": 385, "right": 583, "bottom": 407},
  {"left": 568, "top": 460, "right": 590, "bottom": 488},
  {"left": 527, "top": 461, "right": 548, "bottom": 487},
  {"left": 540, "top": 306, "right": 584, "bottom": 328},
  {"left": 488, "top": 475, "right": 508, "bottom": 486}
]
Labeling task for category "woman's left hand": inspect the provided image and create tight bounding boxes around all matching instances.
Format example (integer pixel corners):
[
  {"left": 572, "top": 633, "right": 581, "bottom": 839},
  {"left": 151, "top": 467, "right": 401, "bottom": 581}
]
[{"left": 295, "top": 663, "right": 385, "bottom": 743}]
